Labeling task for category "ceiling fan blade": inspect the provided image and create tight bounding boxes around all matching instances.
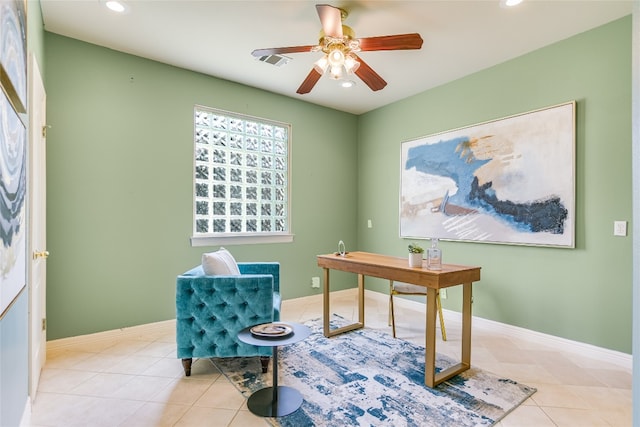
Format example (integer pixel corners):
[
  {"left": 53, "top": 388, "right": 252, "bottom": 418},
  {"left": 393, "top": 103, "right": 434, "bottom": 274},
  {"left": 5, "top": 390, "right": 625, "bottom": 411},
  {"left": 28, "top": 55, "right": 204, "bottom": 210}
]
[
  {"left": 316, "top": 4, "right": 343, "bottom": 38},
  {"left": 252, "top": 45, "right": 316, "bottom": 57},
  {"left": 353, "top": 54, "right": 387, "bottom": 91},
  {"left": 296, "top": 68, "right": 323, "bottom": 94},
  {"left": 359, "top": 33, "right": 424, "bottom": 51}
]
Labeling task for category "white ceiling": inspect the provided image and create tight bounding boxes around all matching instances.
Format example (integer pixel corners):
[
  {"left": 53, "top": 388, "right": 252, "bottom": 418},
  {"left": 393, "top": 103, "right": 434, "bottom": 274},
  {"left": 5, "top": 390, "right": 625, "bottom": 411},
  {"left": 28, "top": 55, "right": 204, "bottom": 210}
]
[{"left": 40, "top": 0, "right": 633, "bottom": 115}]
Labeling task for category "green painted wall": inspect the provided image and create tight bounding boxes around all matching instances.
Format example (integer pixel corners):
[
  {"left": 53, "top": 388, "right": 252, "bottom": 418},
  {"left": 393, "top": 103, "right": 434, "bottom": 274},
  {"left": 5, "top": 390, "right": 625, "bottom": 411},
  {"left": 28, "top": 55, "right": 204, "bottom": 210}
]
[
  {"left": 357, "top": 16, "right": 633, "bottom": 353},
  {"left": 27, "top": 0, "right": 46, "bottom": 76},
  {"left": 44, "top": 33, "right": 358, "bottom": 340},
  {"left": 45, "top": 16, "right": 633, "bottom": 354}
]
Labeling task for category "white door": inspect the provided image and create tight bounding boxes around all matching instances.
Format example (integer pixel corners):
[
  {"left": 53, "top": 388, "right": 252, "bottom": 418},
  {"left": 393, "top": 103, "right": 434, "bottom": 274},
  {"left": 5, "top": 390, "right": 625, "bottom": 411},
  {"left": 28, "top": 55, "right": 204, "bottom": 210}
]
[{"left": 28, "top": 53, "right": 47, "bottom": 399}]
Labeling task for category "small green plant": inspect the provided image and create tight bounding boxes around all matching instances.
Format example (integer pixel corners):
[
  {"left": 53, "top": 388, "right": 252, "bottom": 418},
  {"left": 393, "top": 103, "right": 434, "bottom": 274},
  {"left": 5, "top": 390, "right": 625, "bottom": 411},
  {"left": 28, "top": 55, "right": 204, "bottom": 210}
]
[{"left": 408, "top": 242, "right": 424, "bottom": 254}]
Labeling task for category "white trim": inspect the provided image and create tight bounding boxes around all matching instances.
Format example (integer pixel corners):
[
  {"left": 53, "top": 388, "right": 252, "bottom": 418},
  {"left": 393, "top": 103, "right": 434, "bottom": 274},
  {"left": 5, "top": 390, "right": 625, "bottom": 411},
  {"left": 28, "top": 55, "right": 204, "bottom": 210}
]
[
  {"left": 46, "top": 320, "right": 176, "bottom": 351},
  {"left": 190, "top": 233, "right": 294, "bottom": 246},
  {"left": 19, "top": 397, "right": 31, "bottom": 427},
  {"left": 368, "top": 289, "right": 632, "bottom": 371},
  {"left": 47, "top": 290, "right": 632, "bottom": 373},
  {"left": 464, "top": 310, "right": 632, "bottom": 370}
]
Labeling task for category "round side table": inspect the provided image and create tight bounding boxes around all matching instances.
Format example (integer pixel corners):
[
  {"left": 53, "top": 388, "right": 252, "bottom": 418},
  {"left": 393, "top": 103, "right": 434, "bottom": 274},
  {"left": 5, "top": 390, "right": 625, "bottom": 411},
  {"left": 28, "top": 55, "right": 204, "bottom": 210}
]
[{"left": 237, "top": 322, "right": 311, "bottom": 417}]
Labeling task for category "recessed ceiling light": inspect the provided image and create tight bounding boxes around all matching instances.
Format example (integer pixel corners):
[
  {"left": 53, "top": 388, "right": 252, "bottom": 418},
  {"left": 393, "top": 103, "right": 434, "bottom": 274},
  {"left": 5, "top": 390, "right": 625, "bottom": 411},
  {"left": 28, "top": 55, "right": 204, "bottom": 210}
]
[
  {"left": 103, "top": 0, "right": 129, "bottom": 13},
  {"left": 340, "top": 80, "right": 356, "bottom": 88},
  {"left": 501, "top": 0, "right": 523, "bottom": 7}
]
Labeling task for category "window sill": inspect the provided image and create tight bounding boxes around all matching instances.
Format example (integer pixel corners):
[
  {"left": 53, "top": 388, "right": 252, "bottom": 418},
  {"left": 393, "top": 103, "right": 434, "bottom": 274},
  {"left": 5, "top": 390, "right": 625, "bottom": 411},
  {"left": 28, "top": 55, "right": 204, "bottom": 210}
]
[{"left": 190, "top": 233, "right": 294, "bottom": 247}]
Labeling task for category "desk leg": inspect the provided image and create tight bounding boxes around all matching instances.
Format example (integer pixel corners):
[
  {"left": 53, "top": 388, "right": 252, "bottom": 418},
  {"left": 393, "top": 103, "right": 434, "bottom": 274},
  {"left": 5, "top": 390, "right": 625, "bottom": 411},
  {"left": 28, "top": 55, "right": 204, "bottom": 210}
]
[
  {"left": 426, "top": 282, "right": 474, "bottom": 388},
  {"left": 322, "top": 267, "right": 365, "bottom": 338},
  {"left": 425, "top": 287, "right": 437, "bottom": 388},
  {"left": 358, "top": 274, "right": 365, "bottom": 325},
  {"left": 323, "top": 268, "right": 330, "bottom": 336},
  {"left": 461, "top": 282, "right": 472, "bottom": 366}
]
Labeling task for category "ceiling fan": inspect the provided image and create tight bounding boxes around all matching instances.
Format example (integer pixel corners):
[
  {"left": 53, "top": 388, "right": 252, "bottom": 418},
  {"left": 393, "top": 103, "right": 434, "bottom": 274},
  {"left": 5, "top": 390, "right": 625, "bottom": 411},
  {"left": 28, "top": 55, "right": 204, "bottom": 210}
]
[{"left": 251, "top": 4, "right": 423, "bottom": 95}]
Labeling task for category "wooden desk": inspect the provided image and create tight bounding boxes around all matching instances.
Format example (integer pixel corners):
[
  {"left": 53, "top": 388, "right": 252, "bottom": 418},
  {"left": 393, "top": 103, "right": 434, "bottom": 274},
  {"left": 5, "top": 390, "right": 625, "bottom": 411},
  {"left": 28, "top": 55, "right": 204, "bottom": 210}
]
[{"left": 317, "top": 251, "right": 481, "bottom": 388}]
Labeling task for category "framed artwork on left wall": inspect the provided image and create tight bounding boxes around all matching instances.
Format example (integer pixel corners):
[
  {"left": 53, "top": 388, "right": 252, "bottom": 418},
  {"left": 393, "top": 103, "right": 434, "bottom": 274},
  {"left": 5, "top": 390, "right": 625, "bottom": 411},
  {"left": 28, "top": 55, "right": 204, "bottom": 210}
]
[
  {"left": 0, "top": 87, "right": 27, "bottom": 316},
  {"left": 0, "top": 0, "right": 28, "bottom": 113},
  {"left": 0, "top": 0, "right": 28, "bottom": 316}
]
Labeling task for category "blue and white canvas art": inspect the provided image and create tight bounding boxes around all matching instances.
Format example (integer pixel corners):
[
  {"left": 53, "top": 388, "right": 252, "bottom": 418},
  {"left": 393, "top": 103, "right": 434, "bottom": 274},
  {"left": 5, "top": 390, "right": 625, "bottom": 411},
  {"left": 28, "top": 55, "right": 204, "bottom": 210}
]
[
  {"left": 0, "top": 0, "right": 27, "bottom": 112},
  {"left": 0, "top": 87, "right": 26, "bottom": 315},
  {"left": 0, "top": 0, "right": 27, "bottom": 315},
  {"left": 400, "top": 102, "right": 575, "bottom": 247}
]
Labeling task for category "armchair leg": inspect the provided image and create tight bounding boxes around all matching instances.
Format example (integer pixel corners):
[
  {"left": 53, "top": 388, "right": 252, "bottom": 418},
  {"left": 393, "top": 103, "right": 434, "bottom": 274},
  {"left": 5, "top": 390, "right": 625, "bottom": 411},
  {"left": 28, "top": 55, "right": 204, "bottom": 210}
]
[
  {"left": 260, "top": 356, "right": 270, "bottom": 373},
  {"left": 182, "top": 358, "right": 192, "bottom": 376}
]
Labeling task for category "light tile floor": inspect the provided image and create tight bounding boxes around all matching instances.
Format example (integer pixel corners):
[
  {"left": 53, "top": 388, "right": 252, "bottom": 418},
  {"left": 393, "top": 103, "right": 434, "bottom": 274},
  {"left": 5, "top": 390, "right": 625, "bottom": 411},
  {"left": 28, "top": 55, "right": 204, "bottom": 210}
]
[{"left": 29, "top": 289, "right": 632, "bottom": 426}]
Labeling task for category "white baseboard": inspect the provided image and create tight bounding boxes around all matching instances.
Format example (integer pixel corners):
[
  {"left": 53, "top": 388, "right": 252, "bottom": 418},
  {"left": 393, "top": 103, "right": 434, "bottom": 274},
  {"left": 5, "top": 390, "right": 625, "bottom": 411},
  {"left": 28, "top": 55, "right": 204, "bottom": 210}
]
[
  {"left": 467, "top": 312, "right": 632, "bottom": 370},
  {"left": 366, "top": 289, "right": 632, "bottom": 371},
  {"left": 47, "top": 289, "right": 632, "bottom": 372},
  {"left": 46, "top": 319, "right": 176, "bottom": 351},
  {"left": 20, "top": 397, "right": 31, "bottom": 427}
]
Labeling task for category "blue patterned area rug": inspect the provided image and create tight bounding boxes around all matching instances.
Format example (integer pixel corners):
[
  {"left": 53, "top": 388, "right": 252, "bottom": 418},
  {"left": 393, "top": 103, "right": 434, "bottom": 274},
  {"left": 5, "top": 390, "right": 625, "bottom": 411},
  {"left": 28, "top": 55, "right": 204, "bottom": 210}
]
[{"left": 212, "top": 316, "right": 536, "bottom": 426}]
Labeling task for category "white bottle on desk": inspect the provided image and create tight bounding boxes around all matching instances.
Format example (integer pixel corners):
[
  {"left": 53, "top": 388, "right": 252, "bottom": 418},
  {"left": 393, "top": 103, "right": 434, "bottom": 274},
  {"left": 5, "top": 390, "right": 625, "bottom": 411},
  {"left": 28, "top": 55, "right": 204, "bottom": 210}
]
[{"left": 427, "top": 238, "right": 442, "bottom": 270}]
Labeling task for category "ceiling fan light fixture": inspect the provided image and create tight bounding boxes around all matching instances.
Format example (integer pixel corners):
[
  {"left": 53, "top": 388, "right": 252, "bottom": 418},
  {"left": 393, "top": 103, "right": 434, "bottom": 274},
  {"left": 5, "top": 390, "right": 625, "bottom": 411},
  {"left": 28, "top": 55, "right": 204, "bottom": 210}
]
[
  {"left": 322, "top": 48, "right": 359, "bottom": 80},
  {"left": 329, "top": 65, "right": 344, "bottom": 80},
  {"left": 313, "top": 55, "right": 329, "bottom": 74},
  {"left": 327, "top": 48, "right": 345, "bottom": 67},
  {"left": 344, "top": 55, "right": 360, "bottom": 74},
  {"left": 256, "top": 4, "right": 423, "bottom": 95},
  {"left": 327, "top": 47, "right": 346, "bottom": 79}
]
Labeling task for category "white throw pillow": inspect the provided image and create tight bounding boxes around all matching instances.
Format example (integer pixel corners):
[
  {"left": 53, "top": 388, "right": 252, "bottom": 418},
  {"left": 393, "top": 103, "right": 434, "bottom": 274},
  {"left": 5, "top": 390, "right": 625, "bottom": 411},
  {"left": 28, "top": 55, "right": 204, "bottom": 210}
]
[{"left": 201, "top": 247, "right": 241, "bottom": 275}]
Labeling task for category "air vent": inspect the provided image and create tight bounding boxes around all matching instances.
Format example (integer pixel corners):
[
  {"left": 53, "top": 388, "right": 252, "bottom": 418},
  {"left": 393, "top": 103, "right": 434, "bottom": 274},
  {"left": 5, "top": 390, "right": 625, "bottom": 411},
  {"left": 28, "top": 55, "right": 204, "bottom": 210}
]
[{"left": 257, "top": 54, "right": 291, "bottom": 67}]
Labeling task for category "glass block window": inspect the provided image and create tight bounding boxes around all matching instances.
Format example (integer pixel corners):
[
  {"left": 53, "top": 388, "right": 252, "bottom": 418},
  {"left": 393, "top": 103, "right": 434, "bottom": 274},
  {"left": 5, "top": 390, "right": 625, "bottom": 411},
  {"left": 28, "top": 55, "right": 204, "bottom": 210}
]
[{"left": 193, "top": 106, "right": 291, "bottom": 239}]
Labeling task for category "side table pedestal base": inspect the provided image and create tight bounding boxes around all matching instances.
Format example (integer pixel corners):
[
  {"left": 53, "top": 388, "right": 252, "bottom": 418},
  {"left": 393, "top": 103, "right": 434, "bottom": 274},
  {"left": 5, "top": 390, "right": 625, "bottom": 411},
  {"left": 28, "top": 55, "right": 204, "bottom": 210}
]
[{"left": 247, "top": 386, "right": 303, "bottom": 417}]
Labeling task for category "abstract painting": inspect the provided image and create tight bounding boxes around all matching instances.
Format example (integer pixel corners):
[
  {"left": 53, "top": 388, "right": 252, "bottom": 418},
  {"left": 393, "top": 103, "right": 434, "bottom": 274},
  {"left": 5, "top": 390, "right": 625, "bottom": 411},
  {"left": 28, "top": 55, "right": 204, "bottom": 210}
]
[
  {"left": 0, "top": 0, "right": 27, "bottom": 112},
  {"left": 0, "top": 87, "right": 26, "bottom": 315},
  {"left": 400, "top": 102, "right": 575, "bottom": 247},
  {"left": 0, "top": 0, "right": 27, "bottom": 316}
]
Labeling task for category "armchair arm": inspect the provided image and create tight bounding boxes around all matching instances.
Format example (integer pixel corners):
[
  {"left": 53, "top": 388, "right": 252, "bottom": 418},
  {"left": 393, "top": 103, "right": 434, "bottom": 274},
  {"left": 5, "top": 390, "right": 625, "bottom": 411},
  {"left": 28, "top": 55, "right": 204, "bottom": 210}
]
[
  {"left": 176, "top": 274, "right": 275, "bottom": 319},
  {"left": 238, "top": 262, "right": 280, "bottom": 292},
  {"left": 176, "top": 273, "right": 276, "bottom": 359}
]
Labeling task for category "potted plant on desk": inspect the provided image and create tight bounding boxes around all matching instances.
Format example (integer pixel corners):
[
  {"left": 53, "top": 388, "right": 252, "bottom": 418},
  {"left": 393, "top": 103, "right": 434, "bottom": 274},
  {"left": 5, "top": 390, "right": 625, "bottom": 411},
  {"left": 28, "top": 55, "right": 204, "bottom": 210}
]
[{"left": 408, "top": 242, "right": 424, "bottom": 267}]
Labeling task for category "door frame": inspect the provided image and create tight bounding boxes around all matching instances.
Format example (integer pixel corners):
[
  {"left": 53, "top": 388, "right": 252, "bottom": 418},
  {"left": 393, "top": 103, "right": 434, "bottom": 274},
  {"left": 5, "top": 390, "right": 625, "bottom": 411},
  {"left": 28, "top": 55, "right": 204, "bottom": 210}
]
[{"left": 27, "top": 52, "right": 47, "bottom": 400}]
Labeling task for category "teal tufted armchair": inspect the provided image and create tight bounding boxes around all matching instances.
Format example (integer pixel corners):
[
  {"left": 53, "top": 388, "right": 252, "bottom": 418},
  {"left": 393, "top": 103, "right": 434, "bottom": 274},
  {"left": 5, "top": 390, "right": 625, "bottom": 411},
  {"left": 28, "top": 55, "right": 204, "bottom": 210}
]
[{"left": 176, "top": 262, "right": 281, "bottom": 376}]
